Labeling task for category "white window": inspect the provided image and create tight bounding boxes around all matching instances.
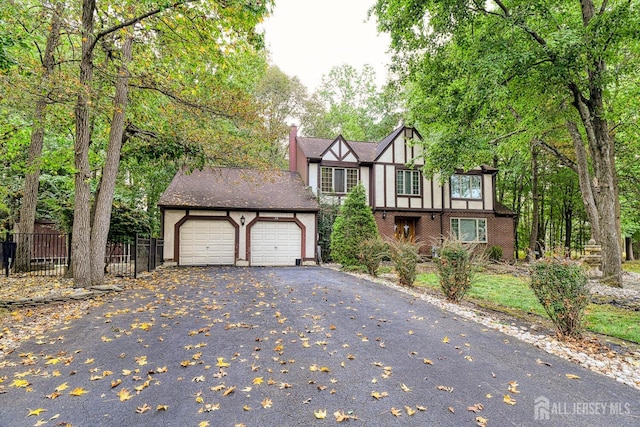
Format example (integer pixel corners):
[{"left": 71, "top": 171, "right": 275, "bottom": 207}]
[
  {"left": 450, "top": 174, "right": 482, "bottom": 199},
  {"left": 321, "top": 167, "right": 358, "bottom": 194},
  {"left": 451, "top": 218, "right": 487, "bottom": 243},
  {"left": 397, "top": 170, "right": 420, "bottom": 195}
]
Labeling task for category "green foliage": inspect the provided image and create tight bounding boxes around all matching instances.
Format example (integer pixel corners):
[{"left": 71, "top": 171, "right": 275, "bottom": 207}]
[
  {"left": 108, "top": 202, "right": 152, "bottom": 239},
  {"left": 386, "top": 237, "right": 421, "bottom": 287},
  {"left": 529, "top": 256, "right": 589, "bottom": 338},
  {"left": 435, "top": 238, "right": 480, "bottom": 302},
  {"left": 317, "top": 198, "right": 340, "bottom": 263},
  {"left": 487, "top": 245, "right": 503, "bottom": 262},
  {"left": 301, "top": 64, "right": 402, "bottom": 141},
  {"left": 358, "top": 237, "right": 388, "bottom": 276},
  {"left": 330, "top": 184, "right": 379, "bottom": 267}
]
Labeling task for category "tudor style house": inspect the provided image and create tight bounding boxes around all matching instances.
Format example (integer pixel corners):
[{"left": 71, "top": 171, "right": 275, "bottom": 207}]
[{"left": 290, "top": 125, "right": 515, "bottom": 260}]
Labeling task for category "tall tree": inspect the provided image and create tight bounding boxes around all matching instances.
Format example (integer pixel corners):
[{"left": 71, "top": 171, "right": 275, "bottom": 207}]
[
  {"left": 302, "top": 64, "right": 401, "bottom": 141},
  {"left": 69, "top": 0, "right": 271, "bottom": 287},
  {"left": 15, "top": 2, "right": 63, "bottom": 272},
  {"left": 254, "top": 65, "right": 307, "bottom": 166},
  {"left": 374, "top": 0, "right": 640, "bottom": 286}
]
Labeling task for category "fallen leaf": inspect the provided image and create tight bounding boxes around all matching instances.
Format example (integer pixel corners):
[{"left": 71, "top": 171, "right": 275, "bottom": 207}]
[
  {"left": 261, "top": 398, "right": 272, "bottom": 408},
  {"left": 198, "top": 422, "right": 209, "bottom": 427},
  {"left": 243, "top": 405, "right": 251, "bottom": 411},
  {"left": 448, "top": 406, "right": 455, "bottom": 413},
  {"left": 508, "top": 381, "right": 520, "bottom": 394},
  {"left": 405, "top": 406, "right": 416, "bottom": 416},
  {"left": 442, "top": 336, "right": 450, "bottom": 343},
  {"left": 536, "top": 358, "right": 552, "bottom": 367},
  {"left": 54, "top": 382, "right": 69, "bottom": 393},
  {"left": 33, "top": 419, "right": 47, "bottom": 427},
  {"left": 476, "top": 415, "right": 489, "bottom": 426},
  {"left": 135, "top": 403, "right": 151, "bottom": 414},
  {"left": 10, "top": 379, "right": 30, "bottom": 388},
  {"left": 416, "top": 405, "right": 427, "bottom": 411},
  {"left": 216, "top": 358, "right": 230, "bottom": 368},
  {"left": 333, "top": 410, "right": 356, "bottom": 422},
  {"left": 467, "top": 403, "right": 484, "bottom": 413},
  {"left": 117, "top": 388, "right": 133, "bottom": 402},
  {"left": 156, "top": 405, "right": 168, "bottom": 411},
  {"left": 252, "top": 377, "right": 264, "bottom": 385},
  {"left": 390, "top": 407, "right": 402, "bottom": 417},
  {"left": 423, "top": 358, "right": 433, "bottom": 365},
  {"left": 27, "top": 408, "right": 47, "bottom": 417},
  {"left": 437, "top": 385, "right": 454, "bottom": 392},
  {"left": 314, "top": 409, "right": 327, "bottom": 419},
  {"left": 503, "top": 394, "right": 517, "bottom": 405},
  {"left": 371, "top": 391, "right": 388, "bottom": 400},
  {"left": 111, "top": 379, "right": 122, "bottom": 388},
  {"left": 69, "top": 387, "right": 88, "bottom": 396},
  {"left": 565, "top": 374, "right": 581, "bottom": 380},
  {"left": 400, "top": 383, "right": 412, "bottom": 392},
  {"left": 223, "top": 386, "right": 236, "bottom": 396}
]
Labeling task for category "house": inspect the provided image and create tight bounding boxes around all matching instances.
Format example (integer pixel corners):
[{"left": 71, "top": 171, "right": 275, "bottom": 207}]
[
  {"left": 158, "top": 167, "right": 319, "bottom": 266},
  {"left": 290, "top": 125, "right": 516, "bottom": 260}
]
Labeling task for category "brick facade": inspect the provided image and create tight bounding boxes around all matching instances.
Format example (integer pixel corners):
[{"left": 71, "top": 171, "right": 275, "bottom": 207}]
[{"left": 374, "top": 210, "right": 515, "bottom": 261}]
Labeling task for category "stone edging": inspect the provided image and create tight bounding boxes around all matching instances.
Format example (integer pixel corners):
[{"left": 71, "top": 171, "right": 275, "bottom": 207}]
[{"left": 0, "top": 285, "right": 123, "bottom": 310}]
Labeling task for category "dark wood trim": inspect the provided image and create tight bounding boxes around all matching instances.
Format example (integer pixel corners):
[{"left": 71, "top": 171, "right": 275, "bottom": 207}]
[{"left": 173, "top": 215, "right": 240, "bottom": 266}]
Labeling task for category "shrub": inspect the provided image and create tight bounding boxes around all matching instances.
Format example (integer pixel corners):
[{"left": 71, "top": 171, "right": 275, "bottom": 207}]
[
  {"left": 330, "top": 184, "right": 379, "bottom": 267},
  {"left": 529, "top": 257, "right": 589, "bottom": 338},
  {"left": 436, "top": 238, "right": 480, "bottom": 302},
  {"left": 358, "top": 237, "right": 388, "bottom": 276},
  {"left": 317, "top": 199, "right": 340, "bottom": 262},
  {"left": 387, "top": 237, "right": 421, "bottom": 287},
  {"left": 487, "top": 245, "right": 503, "bottom": 261}
]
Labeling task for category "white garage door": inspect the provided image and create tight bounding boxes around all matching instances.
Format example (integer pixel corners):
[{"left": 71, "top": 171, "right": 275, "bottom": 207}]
[
  {"left": 179, "top": 220, "right": 235, "bottom": 265},
  {"left": 251, "top": 221, "right": 301, "bottom": 266}
]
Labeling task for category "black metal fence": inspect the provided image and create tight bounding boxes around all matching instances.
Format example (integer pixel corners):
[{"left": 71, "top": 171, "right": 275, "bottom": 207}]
[{"left": 1, "top": 232, "right": 163, "bottom": 279}]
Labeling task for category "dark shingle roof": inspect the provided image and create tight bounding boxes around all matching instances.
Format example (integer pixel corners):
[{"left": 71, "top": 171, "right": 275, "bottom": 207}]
[
  {"left": 494, "top": 201, "right": 516, "bottom": 216},
  {"left": 297, "top": 137, "right": 378, "bottom": 162},
  {"left": 158, "top": 167, "right": 319, "bottom": 211}
]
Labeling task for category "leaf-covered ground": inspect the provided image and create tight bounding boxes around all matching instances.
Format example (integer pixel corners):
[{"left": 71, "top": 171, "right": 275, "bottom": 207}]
[{"left": 1, "top": 266, "right": 639, "bottom": 426}]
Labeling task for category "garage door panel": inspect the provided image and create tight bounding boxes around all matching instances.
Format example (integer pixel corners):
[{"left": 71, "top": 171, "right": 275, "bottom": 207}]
[
  {"left": 180, "top": 220, "right": 235, "bottom": 266},
  {"left": 251, "top": 221, "right": 301, "bottom": 266}
]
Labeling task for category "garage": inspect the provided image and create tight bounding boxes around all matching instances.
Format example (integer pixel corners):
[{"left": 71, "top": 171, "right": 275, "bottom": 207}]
[
  {"left": 250, "top": 221, "right": 301, "bottom": 266},
  {"left": 179, "top": 219, "right": 235, "bottom": 266},
  {"left": 159, "top": 168, "right": 318, "bottom": 266}
]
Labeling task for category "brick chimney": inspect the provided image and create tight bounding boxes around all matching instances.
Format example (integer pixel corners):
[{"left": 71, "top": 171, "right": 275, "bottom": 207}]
[{"left": 289, "top": 124, "right": 298, "bottom": 172}]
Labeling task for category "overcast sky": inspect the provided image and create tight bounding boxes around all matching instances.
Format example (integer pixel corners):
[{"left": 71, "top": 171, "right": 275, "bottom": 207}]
[{"left": 260, "top": 0, "right": 392, "bottom": 92}]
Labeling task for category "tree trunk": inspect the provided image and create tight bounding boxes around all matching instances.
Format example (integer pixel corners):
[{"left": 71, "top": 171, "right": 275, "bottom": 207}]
[
  {"left": 90, "top": 34, "right": 134, "bottom": 286},
  {"left": 527, "top": 143, "right": 539, "bottom": 261},
  {"left": 15, "top": 4, "right": 62, "bottom": 272},
  {"left": 72, "top": 0, "right": 96, "bottom": 288},
  {"left": 625, "top": 237, "right": 634, "bottom": 261}
]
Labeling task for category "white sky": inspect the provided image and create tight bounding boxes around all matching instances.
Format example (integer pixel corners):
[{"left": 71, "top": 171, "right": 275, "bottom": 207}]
[{"left": 260, "top": 0, "right": 392, "bottom": 92}]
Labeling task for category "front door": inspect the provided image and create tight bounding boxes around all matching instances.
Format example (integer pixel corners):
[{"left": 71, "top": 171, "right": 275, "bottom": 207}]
[{"left": 394, "top": 218, "right": 416, "bottom": 241}]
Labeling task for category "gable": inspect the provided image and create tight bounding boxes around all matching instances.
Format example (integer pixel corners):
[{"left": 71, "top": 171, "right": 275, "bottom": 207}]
[
  {"left": 321, "top": 136, "right": 359, "bottom": 163},
  {"left": 375, "top": 126, "right": 424, "bottom": 166}
]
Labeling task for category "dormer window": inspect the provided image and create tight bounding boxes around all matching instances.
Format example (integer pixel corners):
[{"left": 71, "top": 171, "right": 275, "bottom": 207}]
[
  {"left": 321, "top": 167, "right": 358, "bottom": 194},
  {"left": 450, "top": 174, "right": 482, "bottom": 199}
]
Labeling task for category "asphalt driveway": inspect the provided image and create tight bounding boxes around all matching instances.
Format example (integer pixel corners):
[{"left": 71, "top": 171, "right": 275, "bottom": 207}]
[{"left": 0, "top": 266, "right": 638, "bottom": 426}]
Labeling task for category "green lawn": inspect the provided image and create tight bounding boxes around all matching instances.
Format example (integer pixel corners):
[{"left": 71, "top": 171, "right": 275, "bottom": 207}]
[
  {"left": 623, "top": 260, "right": 640, "bottom": 274},
  {"left": 415, "top": 272, "right": 640, "bottom": 344}
]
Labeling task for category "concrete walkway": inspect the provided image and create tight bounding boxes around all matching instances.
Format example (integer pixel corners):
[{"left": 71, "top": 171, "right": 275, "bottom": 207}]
[{"left": 0, "top": 266, "right": 638, "bottom": 426}]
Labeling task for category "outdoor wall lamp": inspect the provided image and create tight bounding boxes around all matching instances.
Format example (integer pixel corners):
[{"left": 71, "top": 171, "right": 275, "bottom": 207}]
[
  {"left": 382, "top": 210, "right": 386, "bottom": 219},
  {"left": 431, "top": 212, "right": 436, "bottom": 220},
  {"left": 240, "top": 215, "right": 246, "bottom": 226}
]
